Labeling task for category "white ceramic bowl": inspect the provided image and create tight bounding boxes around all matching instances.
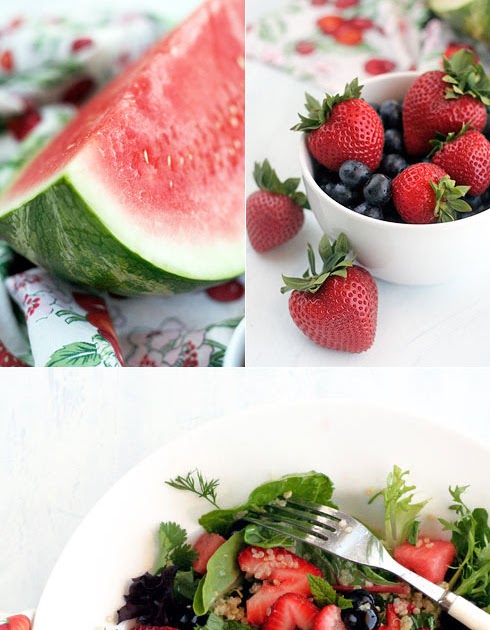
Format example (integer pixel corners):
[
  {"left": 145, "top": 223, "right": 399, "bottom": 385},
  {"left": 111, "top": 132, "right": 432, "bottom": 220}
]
[{"left": 299, "top": 71, "right": 490, "bottom": 286}]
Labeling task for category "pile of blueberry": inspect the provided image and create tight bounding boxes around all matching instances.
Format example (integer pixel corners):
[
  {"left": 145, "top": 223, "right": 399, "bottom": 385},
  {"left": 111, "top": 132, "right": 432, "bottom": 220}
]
[
  {"left": 312, "top": 99, "right": 490, "bottom": 222},
  {"left": 340, "top": 589, "right": 378, "bottom": 630}
]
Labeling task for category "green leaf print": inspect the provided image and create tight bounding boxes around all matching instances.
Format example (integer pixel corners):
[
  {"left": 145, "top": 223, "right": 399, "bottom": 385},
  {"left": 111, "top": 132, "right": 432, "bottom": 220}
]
[{"left": 45, "top": 341, "right": 102, "bottom": 367}]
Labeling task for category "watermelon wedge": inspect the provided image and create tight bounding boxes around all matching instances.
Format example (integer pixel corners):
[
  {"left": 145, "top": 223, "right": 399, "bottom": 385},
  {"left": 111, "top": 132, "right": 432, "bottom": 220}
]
[{"left": 0, "top": 0, "right": 245, "bottom": 295}]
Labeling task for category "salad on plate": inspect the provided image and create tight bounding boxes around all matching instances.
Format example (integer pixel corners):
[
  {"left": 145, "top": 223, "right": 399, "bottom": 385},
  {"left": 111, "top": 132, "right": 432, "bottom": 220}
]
[{"left": 115, "top": 467, "right": 490, "bottom": 630}]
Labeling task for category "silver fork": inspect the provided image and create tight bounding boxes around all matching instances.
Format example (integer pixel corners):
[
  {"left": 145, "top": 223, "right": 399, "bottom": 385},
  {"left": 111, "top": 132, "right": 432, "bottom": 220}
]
[{"left": 246, "top": 498, "right": 490, "bottom": 630}]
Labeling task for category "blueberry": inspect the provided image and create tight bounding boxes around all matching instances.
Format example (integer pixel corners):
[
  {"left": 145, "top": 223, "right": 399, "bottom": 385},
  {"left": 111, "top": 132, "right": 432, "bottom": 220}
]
[
  {"left": 341, "top": 608, "right": 379, "bottom": 630},
  {"left": 329, "top": 182, "right": 359, "bottom": 207},
  {"left": 339, "top": 160, "right": 372, "bottom": 189},
  {"left": 380, "top": 153, "right": 408, "bottom": 178},
  {"left": 314, "top": 163, "right": 337, "bottom": 188},
  {"left": 467, "top": 194, "right": 484, "bottom": 211},
  {"left": 378, "top": 99, "right": 402, "bottom": 129},
  {"left": 320, "top": 181, "right": 336, "bottom": 196},
  {"left": 353, "top": 202, "right": 384, "bottom": 220},
  {"left": 383, "top": 202, "right": 404, "bottom": 223},
  {"left": 343, "top": 590, "right": 375, "bottom": 608},
  {"left": 341, "top": 591, "right": 378, "bottom": 630},
  {"left": 383, "top": 128, "right": 403, "bottom": 154},
  {"left": 363, "top": 174, "right": 392, "bottom": 206}
]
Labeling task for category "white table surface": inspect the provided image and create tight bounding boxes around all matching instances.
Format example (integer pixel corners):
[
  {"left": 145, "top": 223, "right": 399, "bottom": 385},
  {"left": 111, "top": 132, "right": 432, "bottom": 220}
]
[
  {"left": 245, "top": 1, "right": 490, "bottom": 367},
  {"left": 1, "top": 368, "right": 490, "bottom": 613}
]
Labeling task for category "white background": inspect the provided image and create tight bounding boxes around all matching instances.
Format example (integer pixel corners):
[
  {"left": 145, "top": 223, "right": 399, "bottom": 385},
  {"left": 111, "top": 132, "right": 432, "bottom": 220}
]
[
  {"left": 245, "top": 0, "right": 490, "bottom": 367},
  {"left": 1, "top": 368, "right": 490, "bottom": 612}
]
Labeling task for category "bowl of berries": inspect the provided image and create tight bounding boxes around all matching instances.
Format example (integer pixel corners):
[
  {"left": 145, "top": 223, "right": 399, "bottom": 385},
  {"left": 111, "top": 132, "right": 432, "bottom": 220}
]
[{"left": 296, "top": 50, "right": 490, "bottom": 285}]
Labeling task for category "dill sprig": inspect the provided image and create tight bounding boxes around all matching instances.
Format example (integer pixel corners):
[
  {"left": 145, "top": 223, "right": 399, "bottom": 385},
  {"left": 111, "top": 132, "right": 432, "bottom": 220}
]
[{"left": 166, "top": 469, "right": 221, "bottom": 508}]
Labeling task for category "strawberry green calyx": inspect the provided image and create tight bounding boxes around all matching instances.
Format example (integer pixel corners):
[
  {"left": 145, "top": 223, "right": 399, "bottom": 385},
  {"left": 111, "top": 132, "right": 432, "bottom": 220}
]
[
  {"left": 253, "top": 159, "right": 309, "bottom": 207},
  {"left": 428, "top": 122, "right": 471, "bottom": 157},
  {"left": 430, "top": 176, "right": 472, "bottom": 222},
  {"left": 442, "top": 49, "right": 490, "bottom": 105},
  {"left": 281, "top": 233, "right": 354, "bottom": 294},
  {"left": 291, "top": 78, "right": 363, "bottom": 132}
]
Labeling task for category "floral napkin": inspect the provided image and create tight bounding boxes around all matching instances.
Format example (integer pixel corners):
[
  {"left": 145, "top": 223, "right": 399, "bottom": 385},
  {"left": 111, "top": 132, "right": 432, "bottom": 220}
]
[
  {"left": 0, "top": 12, "right": 244, "bottom": 367},
  {"left": 246, "top": 0, "right": 490, "bottom": 91}
]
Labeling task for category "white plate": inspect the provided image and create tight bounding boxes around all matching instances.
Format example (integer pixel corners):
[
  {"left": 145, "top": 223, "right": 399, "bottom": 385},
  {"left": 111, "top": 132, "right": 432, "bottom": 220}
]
[{"left": 33, "top": 400, "right": 489, "bottom": 629}]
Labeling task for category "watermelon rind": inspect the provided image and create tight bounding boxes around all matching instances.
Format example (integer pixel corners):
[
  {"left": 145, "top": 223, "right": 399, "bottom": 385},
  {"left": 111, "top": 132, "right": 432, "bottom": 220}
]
[
  {"left": 428, "top": 0, "right": 490, "bottom": 44},
  {"left": 0, "top": 177, "right": 240, "bottom": 295}
]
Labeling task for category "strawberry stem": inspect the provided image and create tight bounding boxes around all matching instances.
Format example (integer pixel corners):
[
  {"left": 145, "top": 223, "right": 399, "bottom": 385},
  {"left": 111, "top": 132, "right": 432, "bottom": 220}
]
[
  {"left": 442, "top": 49, "right": 490, "bottom": 105},
  {"left": 281, "top": 233, "right": 354, "bottom": 294},
  {"left": 427, "top": 122, "right": 472, "bottom": 157},
  {"left": 430, "top": 176, "right": 472, "bottom": 222},
  {"left": 291, "top": 78, "right": 363, "bottom": 132},
  {"left": 253, "top": 159, "right": 309, "bottom": 207}
]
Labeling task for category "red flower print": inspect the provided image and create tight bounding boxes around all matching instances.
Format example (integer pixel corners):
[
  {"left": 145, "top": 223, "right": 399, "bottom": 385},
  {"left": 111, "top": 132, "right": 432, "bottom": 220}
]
[
  {"left": 295, "top": 40, "right": 316, "bottom": 55},
  {"left": 364, "top": 58, "right": 396, "bottom": 75}
]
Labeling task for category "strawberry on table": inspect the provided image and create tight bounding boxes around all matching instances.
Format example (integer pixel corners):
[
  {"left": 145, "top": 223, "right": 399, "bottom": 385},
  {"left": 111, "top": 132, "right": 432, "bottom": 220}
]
[
  {"left": 394, "top": 537, "right": 456, "bottom": 584},
  {"left": 238, "top": 546, "right": 322, "bottom": 625},
  {"left": 292, "top": 79, "right": 384, "bottom": 171},
  {"left": 263, "top": 593, "right": 319, "bottom": 630},
  {"left": 392, "top": 163, "right": 472, "bottom": 224},
  {"left": 429, "top": 124, "right": 490, "bottom": 196},
  {"left": 402, "top": 49, "right": 490, "bottom": 156},
  {"left": 247, "top": 160, "right": 308, "bottom": 252},
  {"left": 313, "top": 605, "right": 347, "bottom": 630},
  {"left": 281, "top": 234, "right": 377, "bottom": 353}
]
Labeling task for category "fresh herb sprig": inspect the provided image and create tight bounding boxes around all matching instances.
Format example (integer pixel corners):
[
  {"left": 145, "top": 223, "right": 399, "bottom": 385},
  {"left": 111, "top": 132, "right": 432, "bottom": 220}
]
[
  {"left": 154, "top": 521, "right": 198, "bottom": 573},
  {"left": 440, "top": 486, "right": 490, "bottom": 609},
  {"left": 166, "top": 469, "right": 221, "bottom": 508},
  {"left": 369, "top": 466, "right": 429, "bottom": 551}
]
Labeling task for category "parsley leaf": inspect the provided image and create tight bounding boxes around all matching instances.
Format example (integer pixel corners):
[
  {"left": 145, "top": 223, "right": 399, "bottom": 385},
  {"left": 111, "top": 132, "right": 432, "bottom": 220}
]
[
  {"left": 307, "top": 574, "right": 352, "bottom": 610},
  {"left": 154, "top": 521, "right": 198, "bottom": 573},
  {"left": 369, "top": 466, "right": 429, "bottom": 551}
]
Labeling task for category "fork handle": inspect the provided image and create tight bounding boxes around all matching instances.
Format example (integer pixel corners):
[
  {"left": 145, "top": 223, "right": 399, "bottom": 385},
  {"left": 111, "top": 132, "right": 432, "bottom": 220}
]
[{"left": 442, "top": 592, "right": 490, "bottom": 630}]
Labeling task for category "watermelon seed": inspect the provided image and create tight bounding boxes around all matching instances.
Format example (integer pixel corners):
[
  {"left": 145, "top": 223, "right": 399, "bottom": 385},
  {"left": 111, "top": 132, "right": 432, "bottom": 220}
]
[
  {"left": 237, "top": 56, "right": 244, "bottom": 69},
  {"left": 167, "top": 155, "right": 172, "bottom": 169},
  {"left": 143, "top": 149, "right": 149, "bottom": 164}
]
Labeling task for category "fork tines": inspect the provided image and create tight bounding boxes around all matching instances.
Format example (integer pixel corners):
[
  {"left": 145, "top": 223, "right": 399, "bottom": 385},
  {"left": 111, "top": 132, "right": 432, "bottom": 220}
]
[{"left": 246, "top": 498, "right": 351, "bottom": 545}]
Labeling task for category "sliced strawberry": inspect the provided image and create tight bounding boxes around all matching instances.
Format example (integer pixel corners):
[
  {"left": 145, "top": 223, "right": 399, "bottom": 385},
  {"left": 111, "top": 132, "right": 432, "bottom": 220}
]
[
  {"left": 263, "top": 593, "right": 319, "bottom": 630},
  {"left": 239, "top": 547, "right": 322, "bottom": 625},
  {"left": 238, "top": 547, "right": 321, "bottom": 581},
  {"left": 192, "top": 532, "right": 226, "bottom": 574},
  {"left": 313, "top": 605, "right": 347, "bottom": 630},
  {"left": 378, "top": 604, "right": 401, "bottom": 630},
  {"left": 393, "top": 538, "right": 456, "bottom": 584}
]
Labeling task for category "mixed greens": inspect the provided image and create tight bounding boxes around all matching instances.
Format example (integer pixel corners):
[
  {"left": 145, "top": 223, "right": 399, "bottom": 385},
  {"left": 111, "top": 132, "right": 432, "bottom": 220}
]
[{"left": 118, "top": 468, "right": 490, "bottom": 629}]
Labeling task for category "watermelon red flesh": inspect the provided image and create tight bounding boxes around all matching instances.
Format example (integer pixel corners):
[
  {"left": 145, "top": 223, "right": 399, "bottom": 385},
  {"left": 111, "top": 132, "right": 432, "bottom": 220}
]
[{"left": 0, "top": 0, "right": 244, "bottom": 294}]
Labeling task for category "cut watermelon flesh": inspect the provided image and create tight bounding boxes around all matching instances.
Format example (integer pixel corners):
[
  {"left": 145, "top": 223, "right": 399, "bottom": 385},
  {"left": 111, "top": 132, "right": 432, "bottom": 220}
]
[{"left": 0, "top": 0, "right": 245, "bottom": 294}]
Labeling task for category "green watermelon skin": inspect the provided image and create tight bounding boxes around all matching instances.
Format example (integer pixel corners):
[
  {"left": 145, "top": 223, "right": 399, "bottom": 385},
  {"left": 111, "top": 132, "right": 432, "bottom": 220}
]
[
  {"left": 0, "top": 178, "right": 220, "bottom": 295},
  {"left": 0, "top": 0, "right": 245, "bottom": 295}
]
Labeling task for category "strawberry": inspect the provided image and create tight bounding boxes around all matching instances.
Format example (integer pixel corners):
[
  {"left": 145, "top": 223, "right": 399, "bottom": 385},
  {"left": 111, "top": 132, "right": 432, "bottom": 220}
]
[
  {"left": 392, "top": 163, "right": 472, "bottom": 224},
  {"left": 430, "top": 124, "right": 490, "bottom": 196},
  {"left": 378, "top": 604, "right": 401, "bottom": 630},
  {"left": 402, "top": 50, "right": 490, "bottom": 156},
  {"left": 247, "top": 160, "right": 308, "bottom": 252},
  {"left": 263, "top": 593, "right": 319, "bottom": 630},
  {"left": 238, "top": 546, "right": 322, "bottom": 625},
  {"left": 192, "top": 531, "right": 226, "bottom": 573},
  {"left": 206, "top": 279, "right": 244, "bottom": 302},
  {"left": 393, "top": 538, "right": 456, "bottom": 584},
  {"left": 313, "top": 605, "right": 347, "bottom": 630},
  {"left": 292, "top": 79, "right": 384, "bottom": 171},
  {"left": 0, "top": 616, "right": 31, "bottom": 630},
  {"left": 281, "top": 234, "right": 377, "bottom": 353}
]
